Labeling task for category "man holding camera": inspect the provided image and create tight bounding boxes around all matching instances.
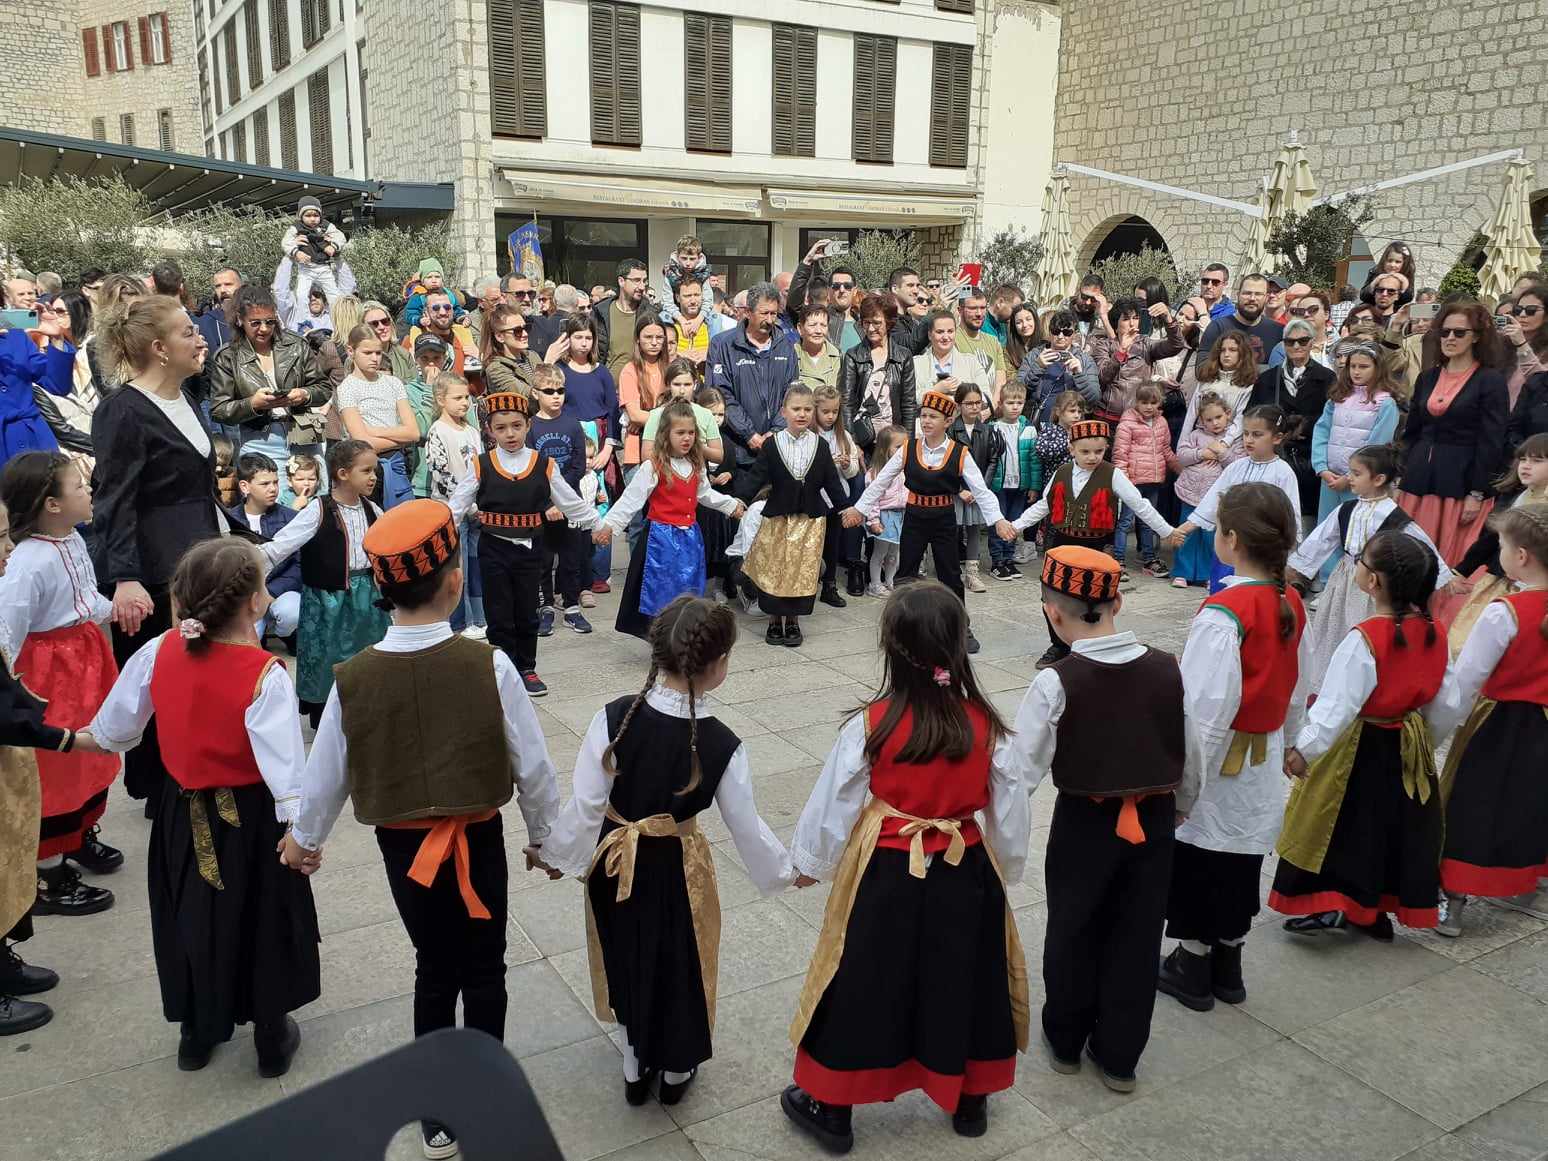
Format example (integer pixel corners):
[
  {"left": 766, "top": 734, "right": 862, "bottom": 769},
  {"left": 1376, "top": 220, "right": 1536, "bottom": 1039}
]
[{"left": 789, "top": 239, "right": 862, "bottom": 352}]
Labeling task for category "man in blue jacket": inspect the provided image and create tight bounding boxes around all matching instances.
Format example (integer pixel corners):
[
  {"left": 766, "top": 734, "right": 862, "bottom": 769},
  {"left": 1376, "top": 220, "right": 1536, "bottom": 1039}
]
[
  {"left": 226, "top": 452, "right": 302, "bottom": 643},
  {"left": 708, "top": 282, "right": 797, "bottom": 482}
]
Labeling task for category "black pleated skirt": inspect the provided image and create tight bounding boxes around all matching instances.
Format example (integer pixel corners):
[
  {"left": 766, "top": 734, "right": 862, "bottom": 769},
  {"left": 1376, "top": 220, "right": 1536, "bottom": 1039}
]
[
  {"left": 587, "top": 834, "right": 712, "bottom": 1074},
  {"left": 1165, "top": 841, "right": 1263, "bottom": 943},
  {"left": 795, "top": 844, "right": 1017, "bottom": 1111},
  {"left": 697, "top": 503, "right": 735, "bottom": 583},
  {"left": 148, "top": 780, "right": 321, "bottom": 1046},
  {"left": 1441, "top": 701, "right": 1548, "bottom": 897},
  {"left": 1269, "top": 727, "right": 1442, "bottom": 928}
]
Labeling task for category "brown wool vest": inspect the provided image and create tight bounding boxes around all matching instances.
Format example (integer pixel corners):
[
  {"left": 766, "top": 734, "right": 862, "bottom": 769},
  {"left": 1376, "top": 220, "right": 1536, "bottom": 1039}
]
[
  {"left": 334, "top": 635, "right": 513, "bottom": 825},
  {"left": 1051, "top": 648, "right": 1185, "bottom": 797}
]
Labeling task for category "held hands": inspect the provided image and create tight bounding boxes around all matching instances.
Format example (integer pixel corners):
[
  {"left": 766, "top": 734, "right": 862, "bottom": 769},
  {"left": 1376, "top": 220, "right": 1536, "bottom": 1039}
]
[
  {"left": 72, "top": 730, "right": 104, "bottom": 755},
  {"left": 958, "top": 488, "right": 974, "bottom": 504},
  {"left": 1460, "top": 495, "right": 1484, "bottom": 524},
  {"left": 592, "top": 525, "right": 614, "bottom": 545},
  {"left": 748, "top": 433, "right": 767, "bottom": 451},
  {"left": 112, "top": 580, "right": 155, "bottom": 635},
  {"left": 867, "top": 518, "right": 883, "bottom": 535},
  {"left": 1283, "top": 748, "right": 1308, "bottom": 780},
  {"left": 994, "top": 519, "right": 1018, "bottom": 542},
  {"left": 524, "top": 845, "right": 563, "bottom": 880},
  {"left": 278, "top": 832, "right": 323, "bottom": 875},
  {"left": 839, "top": 507, "right": 865, "bottom": 529},
  {"left": 545, "top": 505, "right": 563, "bottom": 522}
]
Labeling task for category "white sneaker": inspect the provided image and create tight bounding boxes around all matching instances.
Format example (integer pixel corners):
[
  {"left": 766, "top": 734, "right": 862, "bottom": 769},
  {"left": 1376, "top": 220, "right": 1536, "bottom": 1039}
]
[
  {"left": 462, "top": 624, "right": 488, "bottom": 640},
  {"left": 963, "top": 563, "right": 987, "bottom": 594},
  {"left": 865, "top": 583, "right": 889, "bottom": 598}
]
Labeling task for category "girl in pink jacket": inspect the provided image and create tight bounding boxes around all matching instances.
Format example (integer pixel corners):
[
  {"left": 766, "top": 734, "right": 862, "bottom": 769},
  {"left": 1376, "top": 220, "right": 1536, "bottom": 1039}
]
[{"left": 1113, "top": 382, "right": 1180, "bottom": 576}]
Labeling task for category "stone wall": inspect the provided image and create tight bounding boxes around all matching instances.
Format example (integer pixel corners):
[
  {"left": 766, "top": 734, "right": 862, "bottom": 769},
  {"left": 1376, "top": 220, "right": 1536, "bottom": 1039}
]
[
  {"left": 1053, "top": 0, "right": 1548, "bottom": 288},
  {"left": 0, "top": 3, "right": 86, "bottom": 136}
]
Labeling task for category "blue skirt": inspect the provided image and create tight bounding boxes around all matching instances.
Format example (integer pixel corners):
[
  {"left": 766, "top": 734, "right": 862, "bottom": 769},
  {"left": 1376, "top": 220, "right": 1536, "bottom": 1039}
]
[
  {"left": 616, "top": 521, "right": 705, "bottom": 639},
  {"left": 873, "top": 508, "right": 905, "bottom": 545},
  {"left": 1171, "top": 503, "right": 1217, "bottom": 586},
  {"left": 296, "top": 572, "right": 391, "bottom": 704}
]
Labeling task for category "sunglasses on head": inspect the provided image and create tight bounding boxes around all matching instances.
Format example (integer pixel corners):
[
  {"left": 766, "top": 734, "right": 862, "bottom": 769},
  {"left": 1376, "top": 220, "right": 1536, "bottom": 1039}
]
[{"left": 1439, "top": 327, "right": 1474, "bottom": 338}]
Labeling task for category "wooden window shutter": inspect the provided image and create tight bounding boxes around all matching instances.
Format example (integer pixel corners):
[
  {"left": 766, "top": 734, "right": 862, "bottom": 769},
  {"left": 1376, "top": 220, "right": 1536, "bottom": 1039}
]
[
  {"left": 91, "top": 117, "right": 106, "bottom": 140},
  {"left": 929, "top": 42, "right": 971, "bottom": 168},
  {"left": 245, "top": 0, "right": 263, "bottom": 86},
  {"left": 224, "top": 20, "right": 239, "bottom": 103},
  {"left": 589, "top": 1, "right": 640, "bottom": 146},
  {"left": 122, "top": 21, "right": 135, "bottom": 69},
  {"left": 139, "top": 17, "right": 152, "bottom": 65},
  {"left": 490, "top": 0, "right": 547, "bottom": 138},
  {"left": 231, "top": 120, "right": 246, "bottom": 162},
  {"left": 308, "top": 68, "right": 333, "bottom": 173},
  {"left": 770, "top": 24, "right": 814, "bottom": 157},
  {"left": 83, "top": 27, "right": 101, "bottom": 77},
  {"left": 161, "top": 12, "right": 173, "bottom": 63},
  {"left": 120, "top": 113, "right": 135, "bottom": 145},
  {"left": 301, "top": 0, "right": 317, "bottom": 47},
  {"left": 270, "top": 0, "right": 290, "bottom": 68},
  {"left": 852, "top": 34, "right": 895, "bottom": 164},
  {"left": 934, "top": 0, "right": 972, "bottom": 12},
  {"left": 279, "top": 88, "right": 298, "bottom": 169},
  {"left": 682, "top": 13, "right": 731, "bottom": 153},
  {"left": 254, "top": 110, "right": 271, "bottom": 166},
  {"left": 100, "top": 24, "right": 114, "bottom": 70}
]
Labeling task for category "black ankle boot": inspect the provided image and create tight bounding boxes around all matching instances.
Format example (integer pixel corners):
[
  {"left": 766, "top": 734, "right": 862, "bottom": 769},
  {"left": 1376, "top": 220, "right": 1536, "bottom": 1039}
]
[
  {"left": 623, "top": 1068, "right": 657, "bottom": 1106},
  {"left": 781, "top": 1085, "right": 853, "bottom": 1154},
  {"left": 255, "top": 1015, "right": 300, "bottom": 1078},
  {"left": 1157, "top": 944, "right": 1215, "bottom": 1011},
  {"left": 952, "top": 1093, "right": 988, "bottom": 1137},
  {"left": 1210, "top": 942, "right": 1246, "bottom": 1003},
  {"left": 178, "top": 1024, "right": 215, "bottom": 1071},
  {"left": 65, "top": 826, "right": 124, "bottom": 875},
  {"left": 0, "top": 941, "right": 58, "bottom": 996},
  {"left": 845, "top": 564, "right": 865, "bottom": 597},
  {"left": 820, "top": 584, "right": 847, "bottom": 608},
  {"left": 0, "top": 994, "right": 52, "bottom": 1036},
  {"left": 34, "top": 864, "right": 114, "bottom": 916}
]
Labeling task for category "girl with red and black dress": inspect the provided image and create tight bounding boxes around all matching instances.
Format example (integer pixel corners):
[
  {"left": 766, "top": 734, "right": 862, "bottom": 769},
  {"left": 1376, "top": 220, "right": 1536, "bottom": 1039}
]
[{"left": 782, "top": 582, "right": 1029, "bottom": 1152}]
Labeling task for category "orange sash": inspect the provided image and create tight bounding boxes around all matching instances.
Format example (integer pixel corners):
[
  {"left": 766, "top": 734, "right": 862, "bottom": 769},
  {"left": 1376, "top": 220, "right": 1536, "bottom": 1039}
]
[{"left": 380, "top": 809, "right": 500, "bottom": 919}]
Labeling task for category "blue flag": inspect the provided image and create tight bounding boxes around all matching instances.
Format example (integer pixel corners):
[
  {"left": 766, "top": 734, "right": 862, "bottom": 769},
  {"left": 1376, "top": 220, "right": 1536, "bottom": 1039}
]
[{"left": 507, "top": 223, "right": 544, "bottom": 284}]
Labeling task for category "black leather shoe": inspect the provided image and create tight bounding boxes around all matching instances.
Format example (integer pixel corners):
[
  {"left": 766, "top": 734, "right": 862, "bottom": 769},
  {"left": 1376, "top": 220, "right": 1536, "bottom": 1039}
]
[
  {"left": 1157, "top": 945, "right": 1215, "bottom": 1012},
  {"left": 623, "top": 1068, "right": 657, "bottom": 1107},
  {"left": 765, "top": 618, "right": 785, "bottom": 645},
  {"left": 34, "top": 865, "right": 114, "bottom": 916},
  {"left": 1283, "top": 911, "right": 1347, "bottom": 936},
  {"left": 0, "top": 994, "right": 52, "bottom": 1036},
  {"left": 966, "top": 630, "right": 981, "bottom": 655},
  {"left": 658, "top": 1068, "right": 697, "bottom": 1106},
  {"left": 820, "top": 585, "right": 847, "bottom": 608},
  {"left": 256, "top": 1015, "right": 301, "bottom": 1078},
  {"left": 0, "top": 942, "right": 58, "bottom": 996},
  {"left": 951, "top": 1093, "right": 987, "bottom": 1137},
  {"left": 780, "top": 1085, "right": 853, "bottom": 1154},
  {"left": 178, "top": 1027, "right": 215, "bottom": 1071},
  {"left": 1210, "top": 942, "right": 1246, "bottom": 1004},
  {"left": 845, "top": 565, "right": 866, "bottom": 597},
  {"left": 65, "top": 826, "right": 124, "bottom": 875},
  {"left": 783, "top": 620, "right": 804, "bottom": 648}
]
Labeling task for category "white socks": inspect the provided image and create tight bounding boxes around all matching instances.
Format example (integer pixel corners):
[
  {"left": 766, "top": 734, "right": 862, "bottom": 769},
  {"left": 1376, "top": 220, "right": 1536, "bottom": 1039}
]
[
  {"left": 621, "top": 1041, "right": 692, "bottom": 1085},
  {"left": 1181, "top": 939, "right": 1210, "bottom": 957},
  {"left": 37, "top": 855, "right": 63, "bottom": 870}
]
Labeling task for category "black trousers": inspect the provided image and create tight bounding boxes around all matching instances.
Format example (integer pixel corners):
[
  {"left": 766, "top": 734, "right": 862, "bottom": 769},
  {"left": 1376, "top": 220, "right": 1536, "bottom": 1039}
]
[
  {"left": 897, "top": 506, "right": 963, "bottom": 603},
  {"left": 109, "top": 583, "right": 173, "bottom": 806},
  {"left": 480, "top": 531, "right": 543, "bottom": 673},
  {"left": 539, "top": 520, "right": 585, "bottom": 611},
  {"left": 1042, "top": 793, "right": 1174, "bottom": 1078},
  {"left": 376, "top": 815, "right": 509, "bottom": 1042},
  {"left": 1040, "top": 530, "right": 1115, "bottom": 659}
]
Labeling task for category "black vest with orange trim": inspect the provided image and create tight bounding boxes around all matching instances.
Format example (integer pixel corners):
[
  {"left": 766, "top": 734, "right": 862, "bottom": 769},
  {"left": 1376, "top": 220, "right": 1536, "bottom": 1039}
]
[
  {"left": 1482, "top": 590, "right": 1548, "bottom": 705},
  {"left": 1046, "top": 460, "right": 1117, "bottom": 539},
  {"left": 903, "top": 437, "right": 967, "bottom": 510},
  {"left": 474, "top": 449, "right": 552, "bottom": 535}
]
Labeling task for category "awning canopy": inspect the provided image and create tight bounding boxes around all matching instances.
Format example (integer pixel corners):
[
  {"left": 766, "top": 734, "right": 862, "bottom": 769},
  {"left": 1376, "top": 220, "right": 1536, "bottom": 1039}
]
[
  {"left": 0, "top": 126, "right": 453, "bottom": 221},
  {"left": 763, "top": 188, "right": 975, "bottom": 225}
]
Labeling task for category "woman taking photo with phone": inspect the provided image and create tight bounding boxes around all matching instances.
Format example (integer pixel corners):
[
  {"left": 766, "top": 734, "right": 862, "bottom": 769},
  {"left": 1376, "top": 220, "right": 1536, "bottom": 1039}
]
[
  {"left": 1016, "top": 307, "right": 1100, "bottom": 424},
  {"left": 1498, "top": 283, "right": 1548, "bottom": 411},
  {"left": 0, "top": 291, "right": 78, "bottom": 470}
]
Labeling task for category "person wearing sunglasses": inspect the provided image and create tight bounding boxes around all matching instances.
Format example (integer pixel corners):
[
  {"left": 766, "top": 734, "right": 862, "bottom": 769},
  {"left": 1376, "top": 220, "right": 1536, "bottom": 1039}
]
[
  {"left": 1495, "top": 285, "right": 1548, "bottom": 411},
  {"left": 481, "top": 303, "right": 542, "bottom": 397},
  {"left": 1249, "top": 317, "right": 1334, "bottom": 516},
  {"left": 1267, "top": 290, "right": 1334, "bottom": 370},
  {"left": 1198, "top": 263, "right": 1233, "bottom": 319},
  {"left": 1016, "top": 307, "right": 1100, "bottom": 424},
  {"left": 1361, "top": 272, "right": 1409, "bottom": 327},
  {"left": 791, "top": 241, "right": 863, "bottom": 353},
  {"left": 404, "top": 288, "right": 477, "bottom": 383}
]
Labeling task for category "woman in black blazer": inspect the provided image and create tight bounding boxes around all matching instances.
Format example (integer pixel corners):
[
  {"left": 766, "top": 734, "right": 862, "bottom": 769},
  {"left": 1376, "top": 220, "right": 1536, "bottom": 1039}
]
[
  {"left": 1509, "top": 369, "right": 1548, "bottom": 451},
  {"left": 90, "top": 297, "right": 224, "bottom": 804},
  {"left": 1250, "top": 318, "right": 1335, "bottom": 518},
  {"left": 838, "top": 294, "right": 917, "bottom": 455},
  {"left": 1399, "top": 302, "right": 1510, "bottom": 564}
]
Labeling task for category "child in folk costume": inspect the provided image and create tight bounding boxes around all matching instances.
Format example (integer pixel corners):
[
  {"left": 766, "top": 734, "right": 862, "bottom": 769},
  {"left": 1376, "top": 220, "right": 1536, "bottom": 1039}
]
[
  {"left": 1008, "top": 419, "right": 1176, "bottom": 667},
  {"left": 694, "top": 387, "right": 740, "bottom": 604},
  {"left": 284, "top": 500, "right": 561, "bottom": 1161},
  {"left": 262, "top": 439, "right": 390, "bottom": 722},
  {"left": 783, "top": 582, "right": 1030, "bottom": 1150},
  {"left": 1446, "top": 434, "right": 1548, "bottom": 655},
  {"left": 1157, "top": 484, "right": 1308, "bottom": 1013},
  {"left": 845, "top": 389, "right": 1017, "bottom": 656},
  {"left": 595, "top": 399, "right": 743, "bottom": 640},
  {"left": 1288, "top": 444, "right": 1452, "bottom": 693},
  {"left": 1014, "top": 546, "right": 1189, "bottom": 1092},
  {"left": 545, "top": 597, "right": 798, "bottom": 1106},
  {"left": 814, "top": 383, "right": 865, "bottom": 606},
  {"left": 448, "top": 391, "right": 597, "bottom": 698},
  {"left": 742, "top": 384, "right": 850, "bottom": 650},
  {"left": 1271, "top": 531, "right": 1455, "bottom": 939},
  {"left": 1431, "top": 504, "right": 1548, "bottom": 936},
  {"left": 0, "top": 453, "right": 122, "bottom": 916},
  {"left": 1171, "top": 406, "right": 1302, "bottom": 594},
  {"left": 0, "top": 497, "right": 110, "bottom": 1037},
  {"left": 86, "top": 539, "right": 318, "bottom": 1075}
]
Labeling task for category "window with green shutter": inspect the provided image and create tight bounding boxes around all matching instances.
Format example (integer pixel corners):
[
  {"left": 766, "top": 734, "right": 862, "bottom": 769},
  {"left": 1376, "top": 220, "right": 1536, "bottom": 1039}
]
[
  {"left": 589, "top": 1, "right": 641, "bottom": 147},
  {"left": 684, "top": 12, "right": 731, "bottom": 154},
  {"left": 245, "top": 0, "right": 263, "bottom": 87},
  {"left": 308, "top": 68, "right": 333, "bottom": 174},
  {"left": 771, "top": 24, "right": 815, "bottom": 157},
  {"left": 929, "top": 42, "right": 971, "bottom": 168},
  {"left": 279, "top": 88, "right": 298, "bottom": 169},
  {"left": 270, "top": 0, "right": 290, "bottom": 68},
  {"left": 489, "top": 0, "right": 547, "bottom": 138},
  {"left": 852, "top": 34, "right": 896, "bottom": 164}
]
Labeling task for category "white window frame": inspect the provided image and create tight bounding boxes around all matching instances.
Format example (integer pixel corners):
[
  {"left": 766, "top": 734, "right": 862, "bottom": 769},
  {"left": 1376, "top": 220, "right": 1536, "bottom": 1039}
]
[
  {"left": 112, "top": 21, "right": 130, "bottom": 69},
  {"left": 150, "top": 15, "right": 167, "bottom": 64}
]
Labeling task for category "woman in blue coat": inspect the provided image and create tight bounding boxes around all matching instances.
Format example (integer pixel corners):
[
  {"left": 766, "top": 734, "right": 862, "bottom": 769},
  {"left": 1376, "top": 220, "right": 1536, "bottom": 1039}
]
[{"left": 0, "top": 311, "right": 76, "bottom": 467}]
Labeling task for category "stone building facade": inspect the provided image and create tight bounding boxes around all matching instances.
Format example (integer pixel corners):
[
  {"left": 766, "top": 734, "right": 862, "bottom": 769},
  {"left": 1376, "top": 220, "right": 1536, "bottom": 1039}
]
[
  {"left": 1052, "top": 0, "right": 1548, "bottom": 288},
  {"left": 0, "top": 0, "right": 199, "bottom": 156}
]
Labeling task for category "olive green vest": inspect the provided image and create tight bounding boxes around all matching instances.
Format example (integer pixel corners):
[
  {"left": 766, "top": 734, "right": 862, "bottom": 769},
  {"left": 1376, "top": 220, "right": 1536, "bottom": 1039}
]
[{"left": 334, "top": 635, "right": 512, "bottom": 825}]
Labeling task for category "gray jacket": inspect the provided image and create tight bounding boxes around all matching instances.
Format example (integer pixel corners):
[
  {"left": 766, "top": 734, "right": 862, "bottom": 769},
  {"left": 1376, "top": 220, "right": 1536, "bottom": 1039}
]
[{"left": 1016, "top": 345, "right": 1100, "bottom": 421}]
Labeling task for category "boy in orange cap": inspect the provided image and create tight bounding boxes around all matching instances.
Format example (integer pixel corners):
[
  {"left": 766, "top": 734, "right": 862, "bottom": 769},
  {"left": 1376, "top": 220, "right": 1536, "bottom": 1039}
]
[
  {"left": 1009, "top": 544, "right": 1194, "bottom": 1094},
  {"left": 284, "top": 498, "right": 561, "bottom": 1160}
]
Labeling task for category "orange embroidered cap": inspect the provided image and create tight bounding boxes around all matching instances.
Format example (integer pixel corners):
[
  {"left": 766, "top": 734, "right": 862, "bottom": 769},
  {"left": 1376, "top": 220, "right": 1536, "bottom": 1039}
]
[
  {"left": 1069, "top": 419, "right": 1111, "bottom": 443},
  {"left": 919, "top": 389, "right": 958, "bottom": 420},
  {"left": 363, "top": 499, "right": 460, "bottom": 587},
  {"left": 1041, "top": 544, "right": 1121, "bottom": 603},
  {"left": 483, "top": 391, "right": 529, "bottom": 416}
]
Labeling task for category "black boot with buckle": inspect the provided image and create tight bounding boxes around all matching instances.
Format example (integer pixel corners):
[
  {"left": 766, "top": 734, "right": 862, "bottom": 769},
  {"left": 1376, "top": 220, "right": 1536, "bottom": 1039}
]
[
  {"left": 781, "top": 1085, "right": 853, "bottom": 1154},
  {"left": 34, "top": 863, "right": 114, "bottom": 916}
]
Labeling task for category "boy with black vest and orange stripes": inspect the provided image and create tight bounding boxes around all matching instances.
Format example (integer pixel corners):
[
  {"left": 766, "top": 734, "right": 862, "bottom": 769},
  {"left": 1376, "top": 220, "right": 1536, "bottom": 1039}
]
[
  {"left": 1010, "top": 419, "right": 1177, "bottom": 668},
  {"left": 285, "top": 499, "right": 562, "bottom": 1161},
  {"left": 1013, "top": 545, "right": 1191, "bottom": 1094},
  {"left": 449, "top": 391, "right": 596, "bottom": 697},
  {"left": 845, "top": 388, "right": 1016, "bottom": 655}
]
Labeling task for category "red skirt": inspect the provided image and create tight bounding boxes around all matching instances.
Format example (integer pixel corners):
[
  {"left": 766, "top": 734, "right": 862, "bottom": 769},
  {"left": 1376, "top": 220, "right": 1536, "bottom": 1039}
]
[
  {"left": 17, "top": 623, "right": 121, "bottom": 858},
  {"left": 1395, "top": 491, "right": 1493, "bottom": 571}
]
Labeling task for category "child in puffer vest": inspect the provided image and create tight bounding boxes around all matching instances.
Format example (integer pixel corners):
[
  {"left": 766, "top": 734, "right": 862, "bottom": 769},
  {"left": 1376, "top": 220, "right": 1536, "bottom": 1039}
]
[{"left": 1113, "top": 382, "right": 1180, "bottom": 577}]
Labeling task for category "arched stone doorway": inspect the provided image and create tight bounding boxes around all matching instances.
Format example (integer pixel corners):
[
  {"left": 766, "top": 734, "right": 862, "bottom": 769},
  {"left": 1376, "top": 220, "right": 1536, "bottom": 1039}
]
[{"left": 1088, "top": 215, "right": 1170, "bottom": 263}]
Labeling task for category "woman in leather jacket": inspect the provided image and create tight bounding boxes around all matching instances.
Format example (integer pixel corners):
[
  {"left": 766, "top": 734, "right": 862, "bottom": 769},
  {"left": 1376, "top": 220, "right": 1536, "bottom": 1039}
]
[{"left": 838, "top": 292, "right": 916, "bottom": 455}]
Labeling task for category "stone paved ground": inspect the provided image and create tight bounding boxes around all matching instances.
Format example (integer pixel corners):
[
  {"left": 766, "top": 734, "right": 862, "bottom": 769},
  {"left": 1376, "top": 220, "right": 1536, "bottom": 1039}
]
[{"left": 5, "top": 568, "right": 1548, "bottom": 1161}]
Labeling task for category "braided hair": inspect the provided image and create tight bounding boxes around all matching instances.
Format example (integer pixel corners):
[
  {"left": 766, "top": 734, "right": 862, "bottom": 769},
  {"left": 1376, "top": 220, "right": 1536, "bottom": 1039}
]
[
  {"left": 859, "top": 580, "right": 1008, "bottom": 766},
  {"left": 1361, "top": 529, "right": 1438, "bottom": 648},
  {"left": 601, "top": 595, "right": 737, "bottom": 794},
  {"left": 1216, "top": 482, "right": 1299, "bottom": 639},
  {"left": 1489, "top": 502, "right": 1548, "bottom": 641},
  {"left": 0, "top": 451, "right": 74, "bottom": 542},
  {"left": 169, "top": 539, "right": 266, "bottom": 654}
]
